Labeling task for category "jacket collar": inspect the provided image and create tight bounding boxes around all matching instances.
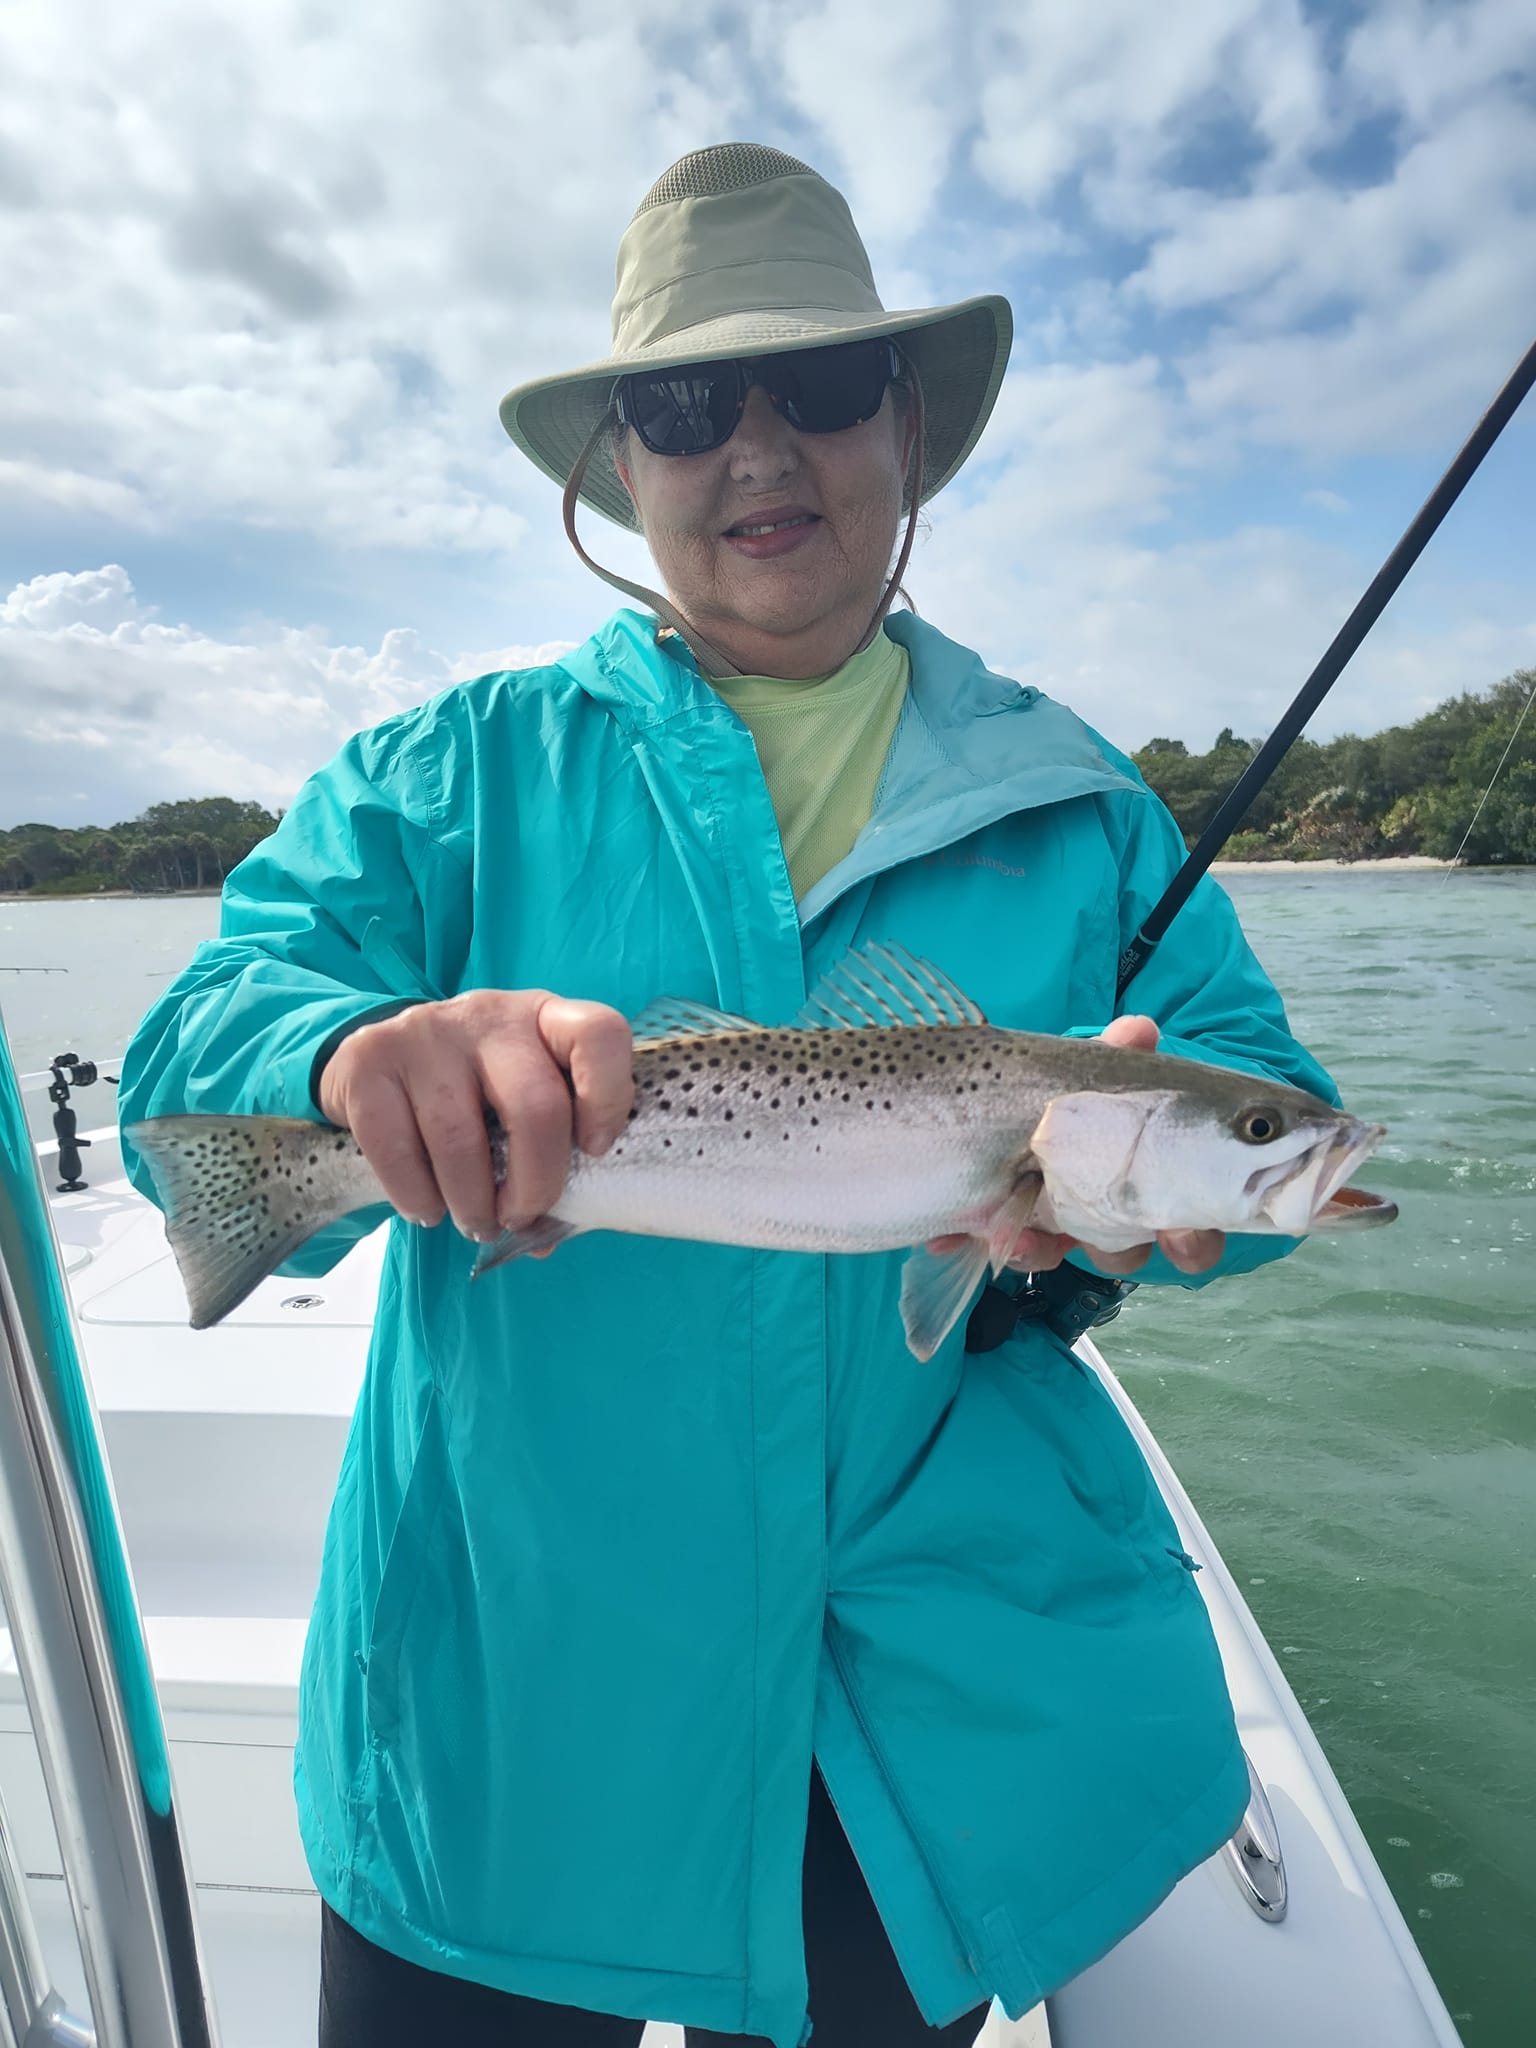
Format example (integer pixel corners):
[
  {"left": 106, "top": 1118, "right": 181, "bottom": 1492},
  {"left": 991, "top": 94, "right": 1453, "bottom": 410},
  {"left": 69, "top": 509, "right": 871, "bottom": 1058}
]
[{"left": 556, "top": 608, "right": 1144, "bottom": 923}]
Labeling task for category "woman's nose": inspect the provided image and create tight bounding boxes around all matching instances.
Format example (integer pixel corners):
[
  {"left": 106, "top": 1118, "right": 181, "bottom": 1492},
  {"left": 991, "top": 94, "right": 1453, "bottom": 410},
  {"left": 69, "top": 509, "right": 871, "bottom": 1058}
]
[{"left": 728, "top": 382, "right": 799, "bottom": 482}]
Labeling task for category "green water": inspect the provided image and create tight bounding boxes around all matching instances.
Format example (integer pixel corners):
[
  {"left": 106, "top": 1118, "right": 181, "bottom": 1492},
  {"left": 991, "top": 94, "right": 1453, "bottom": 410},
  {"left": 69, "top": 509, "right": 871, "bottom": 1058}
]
[
  {"left": 3, "top": 878, "right": 1533, "bottom": 2039},
  {"left": 1111, "top": 869, "right": 1535, "bottom": 2044}
]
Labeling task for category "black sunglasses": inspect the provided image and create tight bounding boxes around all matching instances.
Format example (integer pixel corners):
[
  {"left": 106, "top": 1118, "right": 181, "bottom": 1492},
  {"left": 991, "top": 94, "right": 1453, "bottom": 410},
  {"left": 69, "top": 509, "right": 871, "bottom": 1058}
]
[{"left": 614, "top": 339, "right": 903, "bottom": 457}]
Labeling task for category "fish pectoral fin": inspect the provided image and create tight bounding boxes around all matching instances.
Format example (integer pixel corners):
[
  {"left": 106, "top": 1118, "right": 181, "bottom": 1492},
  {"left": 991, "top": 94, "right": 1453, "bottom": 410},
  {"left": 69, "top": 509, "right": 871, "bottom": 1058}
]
[
  {"left": 471, "top": 1215, "right": 582, "bottom": 1277},
  {"left": 898, "top": 1236, "right": 993, "bottom": 1363},
  {"left": 797, "top": 941, "right": 988, "bottom": 1031},
  {"left": 983, "top": 1170, "right": 1048, "bottom": 1273}
]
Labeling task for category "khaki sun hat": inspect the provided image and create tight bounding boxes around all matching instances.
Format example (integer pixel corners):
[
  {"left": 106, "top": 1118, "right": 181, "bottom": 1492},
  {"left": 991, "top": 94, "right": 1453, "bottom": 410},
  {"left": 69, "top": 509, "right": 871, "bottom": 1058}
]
[{"left": 499, "top": 142, "right": 1014, "bottom": 531}]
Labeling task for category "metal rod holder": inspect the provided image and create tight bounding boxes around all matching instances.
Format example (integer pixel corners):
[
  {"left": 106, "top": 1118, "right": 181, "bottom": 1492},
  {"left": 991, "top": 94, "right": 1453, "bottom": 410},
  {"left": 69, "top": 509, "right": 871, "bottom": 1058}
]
[{"left": 0, "top": 1008, "right": 219, "bottom": 2047}]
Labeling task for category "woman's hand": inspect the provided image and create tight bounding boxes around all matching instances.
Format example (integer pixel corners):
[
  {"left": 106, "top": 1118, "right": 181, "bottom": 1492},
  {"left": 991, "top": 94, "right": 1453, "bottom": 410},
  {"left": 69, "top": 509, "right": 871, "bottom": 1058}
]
[
  {"left": 926, "top": 1014, "right": 1226, "bottom": 1278},
  {"left": 316, "top": 990, "right": 634, "bottom": 1244}
]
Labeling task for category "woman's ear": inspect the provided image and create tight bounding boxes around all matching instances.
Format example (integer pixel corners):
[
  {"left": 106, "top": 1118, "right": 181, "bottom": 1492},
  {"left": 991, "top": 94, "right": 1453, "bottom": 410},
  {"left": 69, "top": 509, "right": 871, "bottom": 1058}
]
[{"left": 612, "top": 431, "right": 641, "bottom": 521}]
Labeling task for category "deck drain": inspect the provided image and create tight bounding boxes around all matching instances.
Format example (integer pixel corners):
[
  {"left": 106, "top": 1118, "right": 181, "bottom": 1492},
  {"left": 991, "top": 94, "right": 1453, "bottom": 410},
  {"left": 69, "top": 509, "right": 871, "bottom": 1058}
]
[{"left": 281, "top": 1293, "right": 326, "bottom": 1311}]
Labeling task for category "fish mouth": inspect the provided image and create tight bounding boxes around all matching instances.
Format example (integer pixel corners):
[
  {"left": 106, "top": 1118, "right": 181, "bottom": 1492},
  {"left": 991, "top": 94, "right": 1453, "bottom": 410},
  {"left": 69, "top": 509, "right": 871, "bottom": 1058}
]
[
  {"left": 1258, "top": 1119, "right": 1393, "bottom": 1234},
  {"left": 1312, "top": 1181, "right": 1399, "bottom": 1229}
]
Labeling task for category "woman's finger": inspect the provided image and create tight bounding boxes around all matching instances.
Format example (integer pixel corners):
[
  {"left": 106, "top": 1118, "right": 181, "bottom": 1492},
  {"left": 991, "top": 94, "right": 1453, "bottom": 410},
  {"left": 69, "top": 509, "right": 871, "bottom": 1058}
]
[
  {"left": 1078, "top": 1241, "right": 1154, "bottom": 1275},
  {"left": 1001, "top": 1228, "right": 1075, "bottom": 1272},
  {"left": 475, "top": 1041, "right": 577, "bottom": 1231},
  {"left": 343, "top": 1069, "right": 446, "bottom": 1227},
  {"left": 536, "top": 997, "right": 636, "bottom": 1157},
  {"left": 1158, "top": 1228, "right": 1225, "bottom": 1273},
  {"left": 410, "top": 1063, "right": 508, "bottom": 1242},
  {"left": 1098, "top": 1013, "right": 1159, "bottom": 1051}
]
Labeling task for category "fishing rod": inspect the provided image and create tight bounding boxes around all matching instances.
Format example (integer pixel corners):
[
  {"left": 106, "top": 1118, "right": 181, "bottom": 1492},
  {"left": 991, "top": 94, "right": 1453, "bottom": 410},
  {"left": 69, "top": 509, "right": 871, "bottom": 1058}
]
[{"left": 1117, "top": 331, "right": 1536, "bottom": 1000}]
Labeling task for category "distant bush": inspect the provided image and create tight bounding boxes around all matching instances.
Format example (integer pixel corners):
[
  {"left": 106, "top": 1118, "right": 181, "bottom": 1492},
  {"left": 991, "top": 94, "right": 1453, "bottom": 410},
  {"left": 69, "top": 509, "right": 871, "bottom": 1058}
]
[
  {"left": 1136, "top": 670, "right": 1535, "bottom": 864},
  {"left": 0, "top": 799, "right": 280, "bottom": 896}
]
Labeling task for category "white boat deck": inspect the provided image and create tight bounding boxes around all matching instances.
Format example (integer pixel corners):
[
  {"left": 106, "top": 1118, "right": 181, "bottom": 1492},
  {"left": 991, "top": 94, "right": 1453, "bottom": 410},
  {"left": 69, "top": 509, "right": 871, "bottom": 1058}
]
[{"left": 0, "top": 1127, "right": 1463, "bottom": 2047}]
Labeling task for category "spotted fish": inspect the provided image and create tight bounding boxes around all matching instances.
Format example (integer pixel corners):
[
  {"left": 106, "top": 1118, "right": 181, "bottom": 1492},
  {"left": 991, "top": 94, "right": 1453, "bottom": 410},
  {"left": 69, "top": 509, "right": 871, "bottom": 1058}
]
[{"left": 128, "top": 943, "right": 1396, "bottom": 1355}]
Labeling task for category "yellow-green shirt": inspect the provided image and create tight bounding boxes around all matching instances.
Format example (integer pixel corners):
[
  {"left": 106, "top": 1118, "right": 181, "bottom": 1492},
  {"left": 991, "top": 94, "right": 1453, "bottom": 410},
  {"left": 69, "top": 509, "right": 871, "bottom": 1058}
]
[{"left": 712, "top": 629, "right": 910, "bottom": 901}]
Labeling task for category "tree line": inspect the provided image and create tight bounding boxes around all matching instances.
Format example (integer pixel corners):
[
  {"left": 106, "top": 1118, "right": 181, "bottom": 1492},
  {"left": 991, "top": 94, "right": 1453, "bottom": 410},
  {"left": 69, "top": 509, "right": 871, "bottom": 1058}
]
[
  {"left": 0, "top": 798, "right": 282, "bottom": 896},
  {"left": 1133, "top": 669, "right": 1534, "bottom": 863},
  {"left": 1, "top": 671, "right": 1532, "bottom": 892}
]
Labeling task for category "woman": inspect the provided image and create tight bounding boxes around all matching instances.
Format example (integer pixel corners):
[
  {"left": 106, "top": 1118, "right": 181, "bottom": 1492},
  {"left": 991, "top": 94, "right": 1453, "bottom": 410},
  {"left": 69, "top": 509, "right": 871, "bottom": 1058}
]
[{"left": 120, "top": 145, "right": 1337, "bottom": 2048}]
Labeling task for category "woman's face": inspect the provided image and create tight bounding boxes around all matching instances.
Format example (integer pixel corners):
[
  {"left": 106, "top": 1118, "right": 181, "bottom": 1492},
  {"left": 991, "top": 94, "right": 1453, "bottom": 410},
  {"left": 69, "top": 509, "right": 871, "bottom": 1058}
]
[{"left": 614, "top": 370, "right": 916, "bottom": 679}]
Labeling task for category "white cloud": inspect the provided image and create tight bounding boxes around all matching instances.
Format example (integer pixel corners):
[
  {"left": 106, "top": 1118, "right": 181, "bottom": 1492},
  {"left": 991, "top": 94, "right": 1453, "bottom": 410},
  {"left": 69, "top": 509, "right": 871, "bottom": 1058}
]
[
  {"left": 6, "top": 541, "right": 1528, "bottom": 836},
  {"left": 0, "top": 0, "right": 1532, "bottom": 825},
  {"left": 973, "top": 0, "right": 1327, "bottom": 207},
  {"left": 0, "top": 566, "right": 574, "bottom": 825},
  {"left": 0, "top": 0, "right": 752, "bottom": 557},
  {"left": 911, "top": 517, "right": 1534, "bottom": 753},
  {"left": 745, "top": 0, "right": 966, "bottom": 247}
]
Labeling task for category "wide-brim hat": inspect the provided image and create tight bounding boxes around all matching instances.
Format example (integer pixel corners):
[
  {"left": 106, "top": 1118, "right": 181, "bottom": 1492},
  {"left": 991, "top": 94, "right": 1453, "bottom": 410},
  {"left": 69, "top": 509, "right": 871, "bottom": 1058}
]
[{"left": 499, "top": 143, "right": 1013, "bottom": 532}]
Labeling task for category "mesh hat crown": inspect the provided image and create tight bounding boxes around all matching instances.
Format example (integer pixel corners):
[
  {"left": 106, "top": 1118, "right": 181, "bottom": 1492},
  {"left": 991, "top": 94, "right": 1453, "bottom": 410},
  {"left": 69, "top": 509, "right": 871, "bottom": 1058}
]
[{"left": 499, "top": 144, "right": 1013, "bottom": 530}]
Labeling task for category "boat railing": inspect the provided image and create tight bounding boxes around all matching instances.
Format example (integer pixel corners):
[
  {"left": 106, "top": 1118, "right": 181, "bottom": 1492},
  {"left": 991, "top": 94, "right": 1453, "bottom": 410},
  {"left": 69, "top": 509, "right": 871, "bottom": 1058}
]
[{"left": 0, "top": 1015, "right": 219, "bottom": 2046}]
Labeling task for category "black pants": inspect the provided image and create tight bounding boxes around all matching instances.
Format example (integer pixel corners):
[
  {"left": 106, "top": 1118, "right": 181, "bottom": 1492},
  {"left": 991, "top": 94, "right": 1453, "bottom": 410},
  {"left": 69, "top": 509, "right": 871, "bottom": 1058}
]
[{"left": 318, "top": 1770, "right": 989, "bottom": 2046}]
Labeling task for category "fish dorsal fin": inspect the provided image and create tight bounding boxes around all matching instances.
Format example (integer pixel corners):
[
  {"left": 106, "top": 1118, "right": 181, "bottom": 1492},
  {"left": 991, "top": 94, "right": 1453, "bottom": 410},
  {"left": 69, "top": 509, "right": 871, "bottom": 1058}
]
[
  {"left": 630, "top": 996, "right": 756, "bottom": 1043},
  {"left": 797, "top": 942, "right": 987, "bottom": 1031}
]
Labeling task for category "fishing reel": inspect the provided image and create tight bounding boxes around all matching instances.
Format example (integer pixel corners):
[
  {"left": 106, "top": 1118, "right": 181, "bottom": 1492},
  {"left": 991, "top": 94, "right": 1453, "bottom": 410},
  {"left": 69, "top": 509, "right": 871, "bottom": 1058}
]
[{"left": 48, "top": 1053, "right": 116, "bottom": 1194}]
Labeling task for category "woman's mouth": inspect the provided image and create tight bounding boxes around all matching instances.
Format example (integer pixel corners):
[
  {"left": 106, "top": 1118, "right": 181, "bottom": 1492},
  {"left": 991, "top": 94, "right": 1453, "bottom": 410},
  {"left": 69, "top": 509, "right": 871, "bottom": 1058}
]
[{"left": 723, "top": 511, "right": 822, "bottom": 558}]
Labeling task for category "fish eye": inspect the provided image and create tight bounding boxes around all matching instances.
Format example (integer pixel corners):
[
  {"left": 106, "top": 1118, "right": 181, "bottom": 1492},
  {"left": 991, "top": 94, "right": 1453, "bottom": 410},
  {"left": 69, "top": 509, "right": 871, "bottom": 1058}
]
[{"left": 1235, "top": 1106, "right": 1285, "bottom": 1144}]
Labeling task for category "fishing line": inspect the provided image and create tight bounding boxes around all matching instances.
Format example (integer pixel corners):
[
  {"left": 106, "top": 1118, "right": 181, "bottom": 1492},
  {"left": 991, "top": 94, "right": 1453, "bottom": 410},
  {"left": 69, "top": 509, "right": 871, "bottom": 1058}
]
[
  {"left": 1438, "top": 670, "right": 1536, "bottom": 881},
  {"left": 1117, "top": 332, "right": 1536, "bottom": 999}
]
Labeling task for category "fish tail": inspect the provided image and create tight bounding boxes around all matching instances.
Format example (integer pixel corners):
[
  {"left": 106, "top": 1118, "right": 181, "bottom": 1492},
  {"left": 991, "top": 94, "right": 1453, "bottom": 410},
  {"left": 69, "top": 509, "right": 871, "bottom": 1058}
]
[{"left": 126, "top": 1114, "right": 372, "bottom": 1328}]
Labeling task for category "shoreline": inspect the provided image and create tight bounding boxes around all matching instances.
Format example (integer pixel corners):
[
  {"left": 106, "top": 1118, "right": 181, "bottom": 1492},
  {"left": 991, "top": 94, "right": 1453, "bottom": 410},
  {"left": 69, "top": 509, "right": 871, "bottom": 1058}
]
[
  {"left": 1209, "top": 854, "right": 1454, "bottom": 873},
  {"left": 9, "top": 859, "right": 1536, "bottom": 901},
  {"left": 0, "top": 888, "right": 221, "bottom": 903}
]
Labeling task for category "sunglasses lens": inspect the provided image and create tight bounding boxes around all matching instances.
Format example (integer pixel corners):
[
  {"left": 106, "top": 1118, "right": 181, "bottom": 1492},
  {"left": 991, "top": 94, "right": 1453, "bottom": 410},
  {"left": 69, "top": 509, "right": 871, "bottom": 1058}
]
[
  {"left": 618, "top": 341, "right": 898, "bottom": 455},
  {"left": 765, "top": 340, "right": 897, "bottom": 432},
  {"left": 621, "top": 362, "right": 742, "bottom": 455}
]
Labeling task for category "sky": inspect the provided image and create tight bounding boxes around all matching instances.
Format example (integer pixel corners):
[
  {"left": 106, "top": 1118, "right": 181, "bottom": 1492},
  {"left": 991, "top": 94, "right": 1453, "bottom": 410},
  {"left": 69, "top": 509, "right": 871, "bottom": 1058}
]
[{"left": 1, "top": 0, "right": 1532, "bottom": 827}]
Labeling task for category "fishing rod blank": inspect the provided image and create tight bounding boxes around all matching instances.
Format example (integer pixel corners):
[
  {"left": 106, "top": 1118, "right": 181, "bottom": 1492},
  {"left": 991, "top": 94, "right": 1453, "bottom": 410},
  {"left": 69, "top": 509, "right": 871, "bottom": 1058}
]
[{"left": 1117, "top": 331, "right": 1536, "bottom": 1000}]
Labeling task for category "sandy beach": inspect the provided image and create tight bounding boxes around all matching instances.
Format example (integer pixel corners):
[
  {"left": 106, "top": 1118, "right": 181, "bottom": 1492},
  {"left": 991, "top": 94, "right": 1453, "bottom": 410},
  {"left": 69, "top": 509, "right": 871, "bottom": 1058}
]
[{"left": 1209, "top": 855, "right": 1452, "bottom": 873}]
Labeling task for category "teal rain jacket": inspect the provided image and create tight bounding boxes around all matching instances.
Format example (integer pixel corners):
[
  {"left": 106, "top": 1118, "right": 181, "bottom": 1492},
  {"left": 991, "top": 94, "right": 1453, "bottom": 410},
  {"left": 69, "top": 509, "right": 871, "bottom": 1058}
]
[{"left": 120, "top": 610, "right": 1337, "bottom": 2047}]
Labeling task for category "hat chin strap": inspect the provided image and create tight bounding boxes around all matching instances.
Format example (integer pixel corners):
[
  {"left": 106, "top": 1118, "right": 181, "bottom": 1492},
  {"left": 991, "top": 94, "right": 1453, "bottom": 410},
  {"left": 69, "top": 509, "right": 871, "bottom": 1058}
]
[{"left": 561, "top": 373, "right": 927, "bottom": 682}]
